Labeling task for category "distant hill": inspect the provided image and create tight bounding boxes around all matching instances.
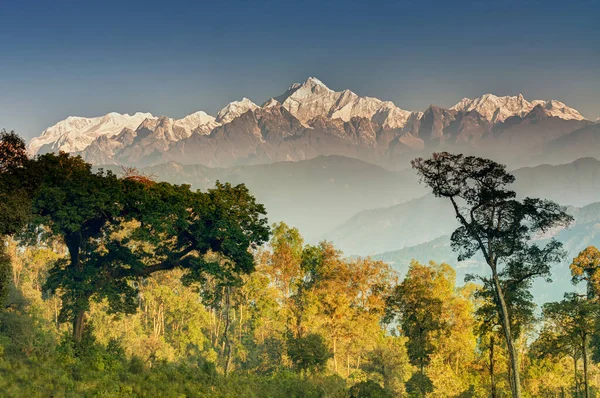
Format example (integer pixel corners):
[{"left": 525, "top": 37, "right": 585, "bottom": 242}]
[
  {"left": 101, "top": 155, "right": 425, "bottom": 243},
  {"left": 371, "top": 202, "right": 600, "bottom": 304},
  {"left": 542, "top": 123, "right": 600, "bottom": 165},
  {"left": 512, "top": 157, "right": 600, "bottom": 207},
  {"left": 328, "top": 157, "right": 600, "bottom": 255},
  {"left": 324, "top": 194, "right": 458, "bottom": 256}
]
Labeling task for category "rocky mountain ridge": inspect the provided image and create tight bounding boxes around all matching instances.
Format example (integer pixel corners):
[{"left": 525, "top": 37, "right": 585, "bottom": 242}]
[{"left": 28, "top": 78, "right": 593, "bottom": 168}]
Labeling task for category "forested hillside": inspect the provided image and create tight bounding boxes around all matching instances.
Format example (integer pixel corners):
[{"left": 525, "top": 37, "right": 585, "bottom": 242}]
[{"left": 2, "top": 130, "right": 600, "bottom": 397}]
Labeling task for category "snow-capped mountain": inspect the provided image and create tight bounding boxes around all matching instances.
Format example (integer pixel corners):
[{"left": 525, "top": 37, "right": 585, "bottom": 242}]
[
  {"left": 28, "top": 110, "right": 219, "bottom": 156},
  {"left": 173, "top": 111, "right": 219, "bottom": 135},
  {"left": 276, "top": 77, "right": 415, "bottom": 129},
  {"left": 28, "top": 112, "right": 155, "bottom": 155},
  {"left": 216, "top": 98, "right": 259, "bottom": 124},
  {"left": 451, "top": 93, "right": 584, "bottom": 123},
  {"left": 27, "top": 77, "right": 593, "bottom": 169}
]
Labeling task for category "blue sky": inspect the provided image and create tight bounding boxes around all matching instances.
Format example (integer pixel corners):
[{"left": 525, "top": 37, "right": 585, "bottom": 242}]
[{"left": 1, "top": 0, "right": 598, "bottom": 138}]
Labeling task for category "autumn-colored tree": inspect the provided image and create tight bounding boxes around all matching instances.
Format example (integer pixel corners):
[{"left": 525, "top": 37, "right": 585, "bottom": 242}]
[
  {"left": 385, "top": 261, "right": 452, "bottom": 396},
  {"left": 543, "top": 294, "right": 600, "bottom": 398},
  {"left": 571, "top": 246, "right": 600, "bottom": 300},
  {"left": 266, "top": 222, "right": 304, "bottom": 300},
  {"left": 531, "top": 323, "right": 582, "bottom": 396}
]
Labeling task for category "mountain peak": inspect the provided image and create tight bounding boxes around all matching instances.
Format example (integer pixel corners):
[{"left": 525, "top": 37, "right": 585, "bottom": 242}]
[
  {"left": 262, "top": 98, "right": 280, "bottom": 108},
  {"left": 275, "top": 77, "right": 412, "bottom": 129},
  {"left": 216, "top": 98, "right": 259, "bottom": 124},
  {"left": 303, "top": 77, "right": 331, "bottom": 91},
  {"left": 173, "top": 111, "right": 218, "bottom": 135}
]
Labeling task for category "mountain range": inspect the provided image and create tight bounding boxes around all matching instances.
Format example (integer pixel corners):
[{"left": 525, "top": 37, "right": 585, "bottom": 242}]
[{"left": 28, "top": 77, "right": 596, "bottom": 169}]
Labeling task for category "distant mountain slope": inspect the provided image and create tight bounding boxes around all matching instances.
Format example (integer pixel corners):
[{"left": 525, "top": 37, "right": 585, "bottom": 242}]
[
  {"left": 512, "top": 157, "right": 600, "bottom": 207},
  {"left": 28, "top": 112, "right": 155, "bottom": 155},
  {"left": 102, "top": 155, "right": 425, "bottom": 243},
  {"left": 327, "top": 157, "right": 600, "bottom": 255},
  {"left": 371, "top": 202, "right": 600, "bottom": 303},
  {"left": 490, "top": 105, "right": 591, "bottom": 150},
  {"left": 542, "top": 123, "right": 600, "bottom": 164},
  {"left": 325, "top": 194, "right": 458, "bottom": 256}
]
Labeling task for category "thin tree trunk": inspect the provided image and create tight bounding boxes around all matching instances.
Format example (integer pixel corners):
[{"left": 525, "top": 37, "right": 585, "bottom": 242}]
[
  {"left": 420, "top": 361, "right": 426, "bottom": 398},
  {"left": 492, "top": 271, "right": 521, "bottom": 398},
  {"left": 333, "top": 337, "right": 338, "bottom": 373},
  {"left": 66, "top": 233, "right": 86, "bottom": 343},
  {"left": 574, "top": 355, "right": 580, "bottom": 398},
  {"left": 223, "top": 287, "right": 232, "bottom": 376},
  {"left": 54, "top": 298, "right": 60, "bottom": 330},
  {"left": 347, "top": 354, "right": 350, "bottom": 377},
  {"left": 490, "top": 334, "right": 497, "bottom": 398},
  {"left": 582, "top": 335, "right": 589, "bottom": 398}
]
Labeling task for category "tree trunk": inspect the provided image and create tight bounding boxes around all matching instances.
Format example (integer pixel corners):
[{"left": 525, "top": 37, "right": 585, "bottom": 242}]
[
  {"left": 347, "top": 354, "right": 350, "bottom": 377},
  {"left": 574, "top": 355, "right": 579, "bottom": 398},
  {"left": 73, "top": 309, "right": 86, "bottom": 343},
  {"left": 490, "top": 334, "right": 497, "bottom": 398},
  {"left": 492, "top": 272, "right": 521, "bottom": 398},
  {"left": 582, "top": 335, "right": 589, "bottom": 398},
  {"left": 333, "top": 337, "right": 338, "bottom": 373},
  {"left": 67, "top": 233, "right": 86, "bottom": 343},
  {"left": 420, "top": 361, "right": 426, "bottom": 398},
  {"left": 223, "top": 287, "right": 232, "bottom": 376}
]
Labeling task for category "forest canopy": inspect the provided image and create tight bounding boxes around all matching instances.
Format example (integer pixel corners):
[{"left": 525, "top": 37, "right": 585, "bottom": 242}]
[{"left": 1, "top": 132, "right": 600, "bottom": 397}]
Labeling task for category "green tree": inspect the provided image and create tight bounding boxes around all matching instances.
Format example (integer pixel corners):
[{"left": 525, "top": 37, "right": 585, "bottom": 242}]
[
  {"left": 287, "top": 332, "right": 332, "bottom": 375},
  {"left": 0, "top": 130, "right": 30, "bottom": 304},
  {"left": 412, "top": 152, "right": 572, "bottom": 397},
  {"left": 0, "top": 129, "right": 28, "bottom": 175},
  {"left": 543, "top": 294, "right": 600, "bottom": 398},
  {"left": 470, "top": 273, "right": 535, "bottom": 397},
  {"left": 3, "top": 150, "right": 270, "bottom": 343},
  {"left": 385, "top": 261, "right": 451, "bottom": 397},
  {"left": 349, "top": 380, "right": 393, "bottom": 398}
]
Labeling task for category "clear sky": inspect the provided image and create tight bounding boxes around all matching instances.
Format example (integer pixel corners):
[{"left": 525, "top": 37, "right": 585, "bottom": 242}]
[{"left": 1, "top": 0, "right": 599, "bottom": 139}]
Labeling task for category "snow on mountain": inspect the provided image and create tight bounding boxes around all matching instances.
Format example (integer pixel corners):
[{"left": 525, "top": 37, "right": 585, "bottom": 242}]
[
  {"left": 262, "top": 98, "right": 280, "bottom": 108},
  {"left": 216, "top": 98, "right": 259, "bottom": 124},
  {"left": 173, "top": 111, "right": 219, "bottom": 135},
  {"left": 531, "top": 99, "right": 585, "bottom": 121},
  {"left": 27, "top": 77, "right": 590, "bottom": 167},
  {"left": 451, "top": 94, "right": 584, "bottom": 123},
  {"left": 277, "top": 77, "right": 414, "bottom": 129},
  {"left": 28, "top": 112, "right": 154, "bottom": 155}
]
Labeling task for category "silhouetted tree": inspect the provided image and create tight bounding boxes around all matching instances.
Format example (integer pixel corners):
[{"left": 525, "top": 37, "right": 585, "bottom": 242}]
[{"left": 412, "top": 152, "right": 572, "bottom": 397}]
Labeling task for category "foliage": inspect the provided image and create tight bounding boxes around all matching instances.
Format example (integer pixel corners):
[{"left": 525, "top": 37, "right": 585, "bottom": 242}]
[
  {"left": 287, "top": 333, "right": 332, "bottom": 375},
  {"left": 349, "top": 380, "right": 393, "bottom": 398},
  {"left": 0, "top": 136, "right": 599, "bottom": 397},
  {"left": 0, "top": 151, "right": 270, "bottom": 342},
  {"left": 412, "top": 152, "right": 572, "bottom": 398}
]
